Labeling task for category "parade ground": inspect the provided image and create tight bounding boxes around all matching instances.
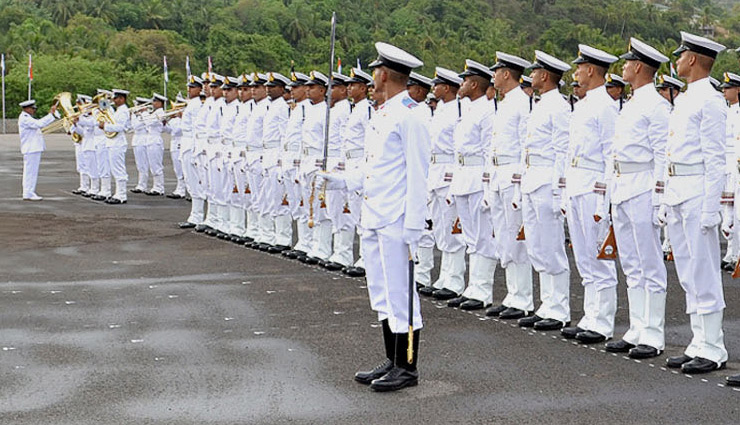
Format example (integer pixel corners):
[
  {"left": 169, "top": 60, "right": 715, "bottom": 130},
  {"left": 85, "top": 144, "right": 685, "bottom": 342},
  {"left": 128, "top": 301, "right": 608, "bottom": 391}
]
[{"left": 1, "top": 134, "right": 739, "bottom": 424}]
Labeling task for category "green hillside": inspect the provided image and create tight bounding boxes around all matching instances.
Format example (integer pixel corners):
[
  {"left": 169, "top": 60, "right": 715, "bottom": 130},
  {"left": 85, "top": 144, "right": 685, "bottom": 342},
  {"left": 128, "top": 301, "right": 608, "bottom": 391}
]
[{"left": 1, "top": 0, "right": 738, "bottom": 115}]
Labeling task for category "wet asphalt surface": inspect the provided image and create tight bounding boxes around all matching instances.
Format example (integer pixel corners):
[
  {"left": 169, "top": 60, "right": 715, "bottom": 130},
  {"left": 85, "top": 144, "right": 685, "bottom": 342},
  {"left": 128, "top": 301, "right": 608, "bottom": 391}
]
[{"left": 0, "top": 135, "right": 739, "bottom": 424}]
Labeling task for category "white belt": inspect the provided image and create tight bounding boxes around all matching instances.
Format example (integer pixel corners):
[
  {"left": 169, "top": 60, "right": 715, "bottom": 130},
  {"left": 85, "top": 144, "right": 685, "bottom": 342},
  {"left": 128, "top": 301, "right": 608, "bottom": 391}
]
[
  {"left": 457, "top": 154, "right": 485, "bottom": 166},
  {"left": 525, "top": 153, "right": 553, "bottom": 167},
  {"left": 571, "top": 156, "right": 605, "bottom": 173},
  {"left": 303, "top": 147, "right": 340, "bottom": 157},
  {"left": 245, "top": 145, "right": 262, "bottom": 152},
  {"left": 492, "top": 154, "right": 518, "bottom": 166},
  {"left": 431, "top": 153, "right": 454, "bottom": 164},
  {"left": 263, "top": 140, "right": 280, "bottom": 149},
  {"left": 346, "top": 148, "right": 364, "bottom": 159},
  {"left": 667, "top": 161, "right": 704, "bottom": 176},
  {"left": 207, "top": 137, "right": 220, "bottom": 145},
  {"left": 614, "top": 160, "right": 653, "bottom": 174}
]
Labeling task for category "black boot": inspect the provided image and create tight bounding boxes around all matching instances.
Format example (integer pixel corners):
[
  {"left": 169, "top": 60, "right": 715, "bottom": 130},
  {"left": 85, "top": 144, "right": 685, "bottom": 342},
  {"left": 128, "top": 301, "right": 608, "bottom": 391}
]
[
  {"left": 370, "top": 330, "right": 420, "bottom": 392},
  {"left": 354, "top": 319, "right": 394, "bottom": 385}
]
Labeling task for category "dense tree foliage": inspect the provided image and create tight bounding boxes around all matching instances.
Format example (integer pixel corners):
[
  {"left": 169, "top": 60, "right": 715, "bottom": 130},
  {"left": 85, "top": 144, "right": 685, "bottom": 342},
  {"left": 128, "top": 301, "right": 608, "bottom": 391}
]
[{"left": 1, "top": 0, "right": 739, "bottom": 115}]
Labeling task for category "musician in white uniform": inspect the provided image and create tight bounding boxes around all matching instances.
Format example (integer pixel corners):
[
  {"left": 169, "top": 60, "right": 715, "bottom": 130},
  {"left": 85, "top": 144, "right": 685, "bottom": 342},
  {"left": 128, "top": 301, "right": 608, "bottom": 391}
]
[
  {"left": 130, "top": 96, "right": 151, "bottom": 194},
  {"left": 177, "top": 75, "right": 205, "bottom": 228},
  {"left": 145, "top": 93, "right": 167, "bottom": 196},
  {"left": 100, "top": 89, "right": 130, "bottom": 204}
]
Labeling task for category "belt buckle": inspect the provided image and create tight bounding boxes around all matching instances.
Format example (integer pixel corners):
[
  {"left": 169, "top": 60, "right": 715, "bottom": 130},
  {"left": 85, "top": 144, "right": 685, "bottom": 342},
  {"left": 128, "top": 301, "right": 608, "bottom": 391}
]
[
  {"left": 525, "top": 154, "right": 530, "bottom": 167},
  {"left": 430, "top": 154, "right": 436, "bottom": 164},
  {"left": 571, "top": 157, "right": 578, "bottom": 168},
  {"left": 668, "top": 163, "right": 675, "bottom": 177},
  {"left": 613, "top": 160, "right": 620, "bottom": 175},
  {"left": 493, "top": 156, "right": 499, "bottom": 166},
  {"left": 457, "top": 154, "right": 464, "bottom": 165}
]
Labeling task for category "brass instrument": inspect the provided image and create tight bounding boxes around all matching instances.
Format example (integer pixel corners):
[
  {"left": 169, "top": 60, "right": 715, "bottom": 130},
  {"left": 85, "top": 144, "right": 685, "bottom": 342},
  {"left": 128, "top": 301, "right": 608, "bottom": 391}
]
[
  {"left": 140, "top": 100, "right": 187, "bottom": 125},
  {"left": 41, "top": 92, "right": 83, "bottom": 142},
  {"left": 95, "top": 97, "right": 118, "bottom": 139},
  {"left": 129, "top": 100, "right": 153, "bottom": 116}
]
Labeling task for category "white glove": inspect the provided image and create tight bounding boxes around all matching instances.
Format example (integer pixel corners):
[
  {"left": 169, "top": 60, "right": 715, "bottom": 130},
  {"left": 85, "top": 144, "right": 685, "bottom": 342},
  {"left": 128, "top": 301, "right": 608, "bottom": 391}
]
[
  {"left": 700, "top": 211, "right": 721, "bottom": 234},
  {"left": 656, "top": 204, "right": 667, "bottom": 227},
  {"left": 511, "top": 183, "right": 522, "bottom": 211},
  {"left": 316, "top": 171, "right": 347, "bottom": 190},
  {"left": 652, "top": 206, "right": 661, "bottom": 227},
  {"left": 552, "top": 190, "right": 562, "bottom": 217},
  {"left": 403, "top": 228, "right": 423, "bottom": 257}
]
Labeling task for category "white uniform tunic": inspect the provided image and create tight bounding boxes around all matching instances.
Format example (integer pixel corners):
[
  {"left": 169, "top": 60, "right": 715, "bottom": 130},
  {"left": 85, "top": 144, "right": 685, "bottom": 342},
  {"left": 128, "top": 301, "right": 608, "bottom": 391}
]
[
  {"left": 180, "top": 97, "right": 202, "bottom": 204},
  {"left": 146, "top": 107, "right": 166, "bottom": 191},
  {"left": 521, "top": 88, "right": 571, "bottom": 323},
  {"left": 282, "top": 100, "right": 309, "bottom": 220},
  {"left": 243, "top": 97, "right": 269, "bottom": 214},
  {"left": 260, "top": 96, "right": 290, "bottom": 218},
  {"left": 18, "top": 110, "right": 55, "bottom": 197},
  {"left": 664, "top": 77, "right": 727, "bottom": 364},
  {"left": 325, "top": 99, "right": 352, "bottom": 230},
  {"left": 191, "top": 97, "right": 214, "bottom": 200},
  {"left": 345, "top": 90, "right": 430, "bottom": 333},
  {"left": 232, "top": 99, "right": 254, "bottom": 211}
]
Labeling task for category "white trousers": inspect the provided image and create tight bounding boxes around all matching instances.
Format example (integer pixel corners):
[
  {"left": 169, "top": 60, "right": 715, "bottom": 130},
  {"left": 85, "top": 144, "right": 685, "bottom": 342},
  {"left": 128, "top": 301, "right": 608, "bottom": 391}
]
[
  {"left": 453, "top": 190, "right": 497, "bottom": 259},
  {"left": 22, "top": 152, "right": 41, "bottom": 197},
  {"left": 430, "top": 187, "right": 464, "bottom": 253},
  {"left": 362, "top": 217, "right": 423, "bottom": 333},
  {"left": 108, "top": 146, "right": 128, "bottom": 201},
  {"left": 146, "top": 143, "right": 164, "bottom": 192},
  {"left": 666, "top": 196, "right": 725, "bottom": 315},
  {"left": 567, "top": 192, "right": 618, "bottom": 337},
  {"left": 96, "top": 143, "right": 110, "bottom": 179},
  {"left": 613, "top": 191, "right": 667, "bottom": 293},
  {"left": 133, "top": 145, "right": 150, "bottom": 190},
  {"left": 523, "top": 185, "right": 570, "bottom": 321}
]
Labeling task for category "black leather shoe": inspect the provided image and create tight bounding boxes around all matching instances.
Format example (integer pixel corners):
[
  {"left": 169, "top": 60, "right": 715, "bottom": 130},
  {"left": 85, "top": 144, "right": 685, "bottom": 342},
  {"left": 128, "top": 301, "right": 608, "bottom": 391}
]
[
  {"left": 242, "top": 236, "right": 254, "bottom": 243},
  {"left": 432, "top": 288, "right": 458, "bottom": 300},
  {"left": 418, "top": 286, "right": 436, "bottom": 296},
  {"left": 302, "top": 256, "right": 320, "bottom": 265},
  {"left": 283, "top": 249, "right": 301, "bottom": 258},
  {"left": 561, "top": 326, "right": 584, "bottom": 339},
  {"left": 166, "top": 193, "right": 184, "bottom": 199},
  {"left": 666, "top": 354, "right": 693, "bottom": 369},
  {"left": 72, "top": 189, "right": 83, "bottom": 195},
  {"left": 178, "top": 222, "right": 196, "bottom": 229},
  {"left": 534, "top": 319, "right": 568, "bottom": 331},
  {"left": 354, "top": 359, "right": 393, "bottom": 385},
  {"left": 460, "top": 299, "right": 485, "bottom": 310},
  {"left": 605, "top": 339, "right": 635, "bottom": 353},
  {"left": 195, "top": 225, "right": 210, "bottom": 233},
  {"left": 256, "top": 243, "right": 271, "bottom": 251},
  {"left": 344, "top": 267, "right": 366, "bottom": 277},
  {"left": 216, "top": 231, "right": 229, "bottom": 239},
  {"left": 681, "top": 357, "right": 724, "bottom": 374},
  {"left": 723, "top": 262, "right": 735, "bottom": 272},
  {"left": 518, "top": 315, "right": 543, "bottom": 328},
  {"left": 92, "top": 194, "right": 107, "bottom": 201},
  {"left": 576, "top": 330, "right": 607, "bottom": 344},
  {"left": 370, "top": 366, "right": 419, "bottom": 392},
  {"left": 485, "top": 304, "right": 507, "bottom": 317},
  {"left": 205, "top": 228, "right": 218, "bottom": 236},
  {"left": 268, "top": 245, "right": 290, "bottom": 254},
  {"left": 726, "top": 374, "right": 740, "bottom": 387},
  {"left": 323, "top": 261, "right": 344, "bottom": 271},
  {"left": 628, "top": 344, "right": 661, "bottom": 359},
  {"left": 105, "top": 197, "right": 125, "bottom": 204},
  {"left": 447, "top": 296, "right": 468, "bottom": 308},
  {"left": 130, "top": 188, "right": 143, "bottom": 194},
  {"left": 146, "top": 190, "right": 164, "bottom": 196},
  {"left": 81, "top": 192, "right": 93, "bottom": 198},
  {"left": 499, "top": 307, "right": 526, "bottom": 320}
]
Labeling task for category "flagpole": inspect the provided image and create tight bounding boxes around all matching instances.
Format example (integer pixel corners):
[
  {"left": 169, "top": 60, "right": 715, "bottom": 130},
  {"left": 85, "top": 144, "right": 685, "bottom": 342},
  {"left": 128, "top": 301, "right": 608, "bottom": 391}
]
[
  {"left": 163, "top": 55, "right": 168, "bottom": 110},
  {"left": 28, "top": 54, "right": 32, "bottom": 100},
  {"left": 1, "top": 53, "right": 6, "bottom": 134}
]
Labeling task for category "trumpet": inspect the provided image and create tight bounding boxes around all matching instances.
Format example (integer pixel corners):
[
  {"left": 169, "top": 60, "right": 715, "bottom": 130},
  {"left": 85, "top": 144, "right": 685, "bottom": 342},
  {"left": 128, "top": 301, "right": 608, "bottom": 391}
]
[
  {"left": 129, "top": 101, "right": 153, "bottom": 116},
  {"left": 139, "top": 100, "right": 187, "bottom": 125}
]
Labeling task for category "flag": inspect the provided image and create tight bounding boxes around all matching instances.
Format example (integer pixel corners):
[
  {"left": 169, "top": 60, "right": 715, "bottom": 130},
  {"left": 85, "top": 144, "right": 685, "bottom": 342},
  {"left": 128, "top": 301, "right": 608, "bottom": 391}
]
[
  {"left": 28, "top": 54, "right": 33, "bottom": 81},
  {"left": 185, "top": 55, "right": 191, "bottom": 78},
  {"left": 208, "top": 56, "right": 213, "bottom": 75},
  {"left": 356, "top": 58, "right": 361, "bottom": 70},
  {"left": 163, "top": 56, "right": 169, "bottom": 82},
  {"left": 670, "top": 62, "right": 676, "bottom": 78},
  {"left": 337, "top": 57, "right": 342, "bottom": 74}
]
